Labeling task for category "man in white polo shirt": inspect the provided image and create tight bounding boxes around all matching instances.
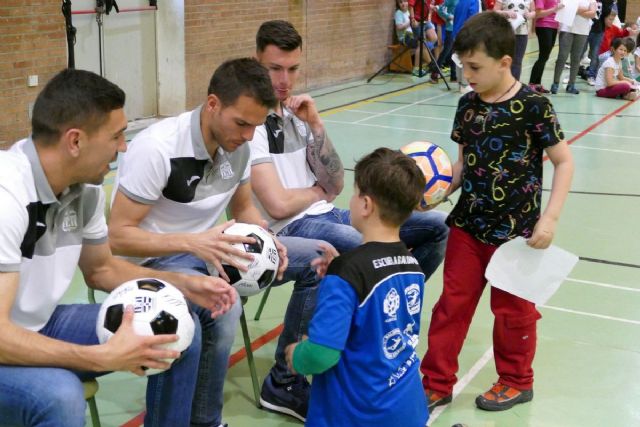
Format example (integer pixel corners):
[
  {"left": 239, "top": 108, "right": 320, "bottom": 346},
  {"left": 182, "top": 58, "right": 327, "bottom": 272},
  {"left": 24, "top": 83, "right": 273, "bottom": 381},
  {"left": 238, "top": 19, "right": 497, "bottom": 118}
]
[
  {"left": 250, "top": 20, "right": 450, "bottom": 421},
  {"left": 108, "top": 57, "right": 328, "bottom": 426},
  {"left": 0, "top": 69, "right": 237, "bottom": 426}
]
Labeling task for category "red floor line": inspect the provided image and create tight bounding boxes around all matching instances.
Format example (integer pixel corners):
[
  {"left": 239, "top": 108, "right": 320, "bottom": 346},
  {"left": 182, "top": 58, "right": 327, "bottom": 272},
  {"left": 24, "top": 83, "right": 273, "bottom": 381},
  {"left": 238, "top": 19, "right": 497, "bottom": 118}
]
[
  {"left": 119, "top": 96, "right": 638, "bottom": 427},
  {"left": 543, "top": 97, "right": 638, "bottom": 161}
]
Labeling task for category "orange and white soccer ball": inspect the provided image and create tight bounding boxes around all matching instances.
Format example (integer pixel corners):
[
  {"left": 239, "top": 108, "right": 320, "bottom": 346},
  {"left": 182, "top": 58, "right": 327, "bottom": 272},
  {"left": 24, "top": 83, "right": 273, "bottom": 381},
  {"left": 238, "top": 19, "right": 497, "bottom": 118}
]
[{"left": 400, "top": 141, "right": 453, "bottom": 207}]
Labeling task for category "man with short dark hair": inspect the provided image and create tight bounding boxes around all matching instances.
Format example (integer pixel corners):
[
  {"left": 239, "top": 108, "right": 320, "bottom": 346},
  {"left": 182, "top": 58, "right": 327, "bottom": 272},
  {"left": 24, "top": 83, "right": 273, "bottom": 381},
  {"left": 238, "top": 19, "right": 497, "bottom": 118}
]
[
  {"left": 109, "top": 57, "right": 327, "bottom": 427},
  {"left": 0, "top": 68, "right": 237, "bottom": 426},
  {"left": 251, "top": 19, "right": 449, "bottom": 422}
]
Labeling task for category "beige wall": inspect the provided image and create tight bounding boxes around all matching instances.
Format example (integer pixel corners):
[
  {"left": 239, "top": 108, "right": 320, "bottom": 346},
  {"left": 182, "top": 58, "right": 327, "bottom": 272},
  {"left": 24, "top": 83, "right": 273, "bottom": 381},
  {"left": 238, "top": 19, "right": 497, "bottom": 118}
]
[{"left": 0, "top": 2, "right": 67, "bottom": 146}]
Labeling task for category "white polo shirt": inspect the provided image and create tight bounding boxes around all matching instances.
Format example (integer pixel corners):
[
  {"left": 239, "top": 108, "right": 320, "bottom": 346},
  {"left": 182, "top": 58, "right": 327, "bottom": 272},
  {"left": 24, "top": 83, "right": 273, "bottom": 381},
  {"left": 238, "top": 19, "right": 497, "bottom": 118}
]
[
  {"left": 0, "top": 139, "right": 107, "bottom": 331},
  {"left": 115, "top": 105, "right": 250, "bottom": 263},
  {"left": 249, "top": 108, "right": 334, "bottom": 233}
]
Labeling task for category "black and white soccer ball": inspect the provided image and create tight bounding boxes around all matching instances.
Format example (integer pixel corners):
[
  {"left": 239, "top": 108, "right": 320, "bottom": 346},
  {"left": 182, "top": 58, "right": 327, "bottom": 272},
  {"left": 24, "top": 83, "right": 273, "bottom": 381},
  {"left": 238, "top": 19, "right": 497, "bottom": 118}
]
[
  {"left": 207, "top": 223, "right": 280, "bottom": 297},
  {"left": 95, "top": 278, "right": 195, "bottom": 376}
]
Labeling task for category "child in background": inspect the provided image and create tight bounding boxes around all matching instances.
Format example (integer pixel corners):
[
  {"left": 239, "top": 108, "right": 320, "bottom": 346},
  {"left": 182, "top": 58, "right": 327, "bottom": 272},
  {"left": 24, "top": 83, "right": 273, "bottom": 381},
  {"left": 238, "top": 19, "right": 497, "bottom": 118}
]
[
  {"left": 285, "top": 148, "right": 429, "bottom": 427},
  {"left": 620, "top": 37, "right": 637, "bottom": 80},
  {"left": 493, "top": 0, "right": 536, "bottom": 80},
  {"left": 398, "top": 0, "right": 438, "bottom": 77},
  {"left": 451, "top": 0, "right": 481, "bottom": 92},
  {"left": 421, "top": 12, "right": 574, "bottom": 412},
  {"left": 435, "top": 0, "right": 459, "bottom": 79},
  {"left": 528, "top": 0, "right": 565, "bottom": 93},
  {"left": 595, "top": 37, "right": 639, "bottom": 99},
  {"left": 632, "top": 32, "right": 640, "bottom": 81}
]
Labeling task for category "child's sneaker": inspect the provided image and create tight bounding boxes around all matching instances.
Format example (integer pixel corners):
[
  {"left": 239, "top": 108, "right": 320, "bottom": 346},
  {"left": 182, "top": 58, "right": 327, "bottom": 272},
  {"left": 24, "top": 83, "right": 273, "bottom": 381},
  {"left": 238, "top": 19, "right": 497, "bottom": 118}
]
[
  {"left": 587, "top": 77, "right": 596, "bottom": 86},
  {"left": 412, "top": 67, "right": 421, "bottom": 77},
  {"left": 550, "top": 83, "right": 559, "bottom": 94},
  {"left": 425, "top": 389, "right": 453, "bottom": 410},
  {"left": 475, "top": 383, "right": 533, "bottom": 411},
  {"left": 259, "top": 374, "right": 309, "bottom": 422}
]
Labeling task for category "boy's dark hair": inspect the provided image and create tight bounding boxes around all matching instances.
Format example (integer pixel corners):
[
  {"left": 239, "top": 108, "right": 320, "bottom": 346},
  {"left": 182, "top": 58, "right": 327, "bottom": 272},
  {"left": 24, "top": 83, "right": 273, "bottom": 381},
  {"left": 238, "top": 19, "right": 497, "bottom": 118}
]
[
  {"left": 354, "top": 147, "right": 426, "bottom": 227},
  {"left": 256, "top": 20, "right": 302, "bottom": 52},
  {"left": 453, "top": 12, "right": 515, "bottom": 60},
  {"left": 31, "top": 68, "right": 125, "bottom": 145},
  {"left": 622, "top": 37, "right": 636, "bottom": 53},
  {"left": 207, "top": 57, "right": 277, "bottom": 109}
]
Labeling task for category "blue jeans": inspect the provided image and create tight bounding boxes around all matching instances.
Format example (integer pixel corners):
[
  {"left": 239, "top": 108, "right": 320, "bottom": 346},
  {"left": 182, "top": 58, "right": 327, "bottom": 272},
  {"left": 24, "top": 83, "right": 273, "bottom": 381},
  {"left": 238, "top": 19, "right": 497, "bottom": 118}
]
[
  {"left": 0, "top": 304, "right": 201, "bottom": 427},
  {"left": 143, "top": 253, "right": 242, "bottom": 427},
  {"left": 268, "top": 235, "right": 326, "bottom": 384},
  {"left": 278, "top": 207, "right": 449, "bottom": 282},
  {"left": 585, "top": 31, "right": 604, "bottom": 79}
]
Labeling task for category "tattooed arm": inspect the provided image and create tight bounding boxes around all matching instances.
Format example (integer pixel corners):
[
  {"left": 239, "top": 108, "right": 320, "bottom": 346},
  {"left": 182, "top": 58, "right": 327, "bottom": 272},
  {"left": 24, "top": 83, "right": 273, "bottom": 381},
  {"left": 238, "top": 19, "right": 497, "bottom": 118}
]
[{"left": 284, "top": 95, "right": 345, "bottom": 199}]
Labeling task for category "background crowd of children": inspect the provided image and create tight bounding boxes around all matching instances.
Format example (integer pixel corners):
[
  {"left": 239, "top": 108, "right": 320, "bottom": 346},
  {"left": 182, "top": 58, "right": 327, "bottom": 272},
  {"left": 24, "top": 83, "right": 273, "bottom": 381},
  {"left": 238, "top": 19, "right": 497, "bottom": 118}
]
[{"left": 394, "top": 0, "right": 639, "bottom": 99}]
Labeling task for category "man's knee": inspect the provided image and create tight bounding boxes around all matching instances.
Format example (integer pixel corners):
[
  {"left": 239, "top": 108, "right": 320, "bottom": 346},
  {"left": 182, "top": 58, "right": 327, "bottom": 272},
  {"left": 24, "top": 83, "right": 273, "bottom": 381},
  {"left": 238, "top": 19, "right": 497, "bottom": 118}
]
[{"left": 33, "top": 373, "right": 87, "bottom": 427}]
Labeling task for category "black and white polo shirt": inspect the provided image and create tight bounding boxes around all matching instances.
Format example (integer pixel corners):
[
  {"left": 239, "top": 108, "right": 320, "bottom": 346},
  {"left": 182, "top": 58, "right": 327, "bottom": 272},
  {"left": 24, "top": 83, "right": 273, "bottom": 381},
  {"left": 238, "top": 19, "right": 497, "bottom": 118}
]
[{"left": 0, "top": 138, "right": 107, "bottom": 331}]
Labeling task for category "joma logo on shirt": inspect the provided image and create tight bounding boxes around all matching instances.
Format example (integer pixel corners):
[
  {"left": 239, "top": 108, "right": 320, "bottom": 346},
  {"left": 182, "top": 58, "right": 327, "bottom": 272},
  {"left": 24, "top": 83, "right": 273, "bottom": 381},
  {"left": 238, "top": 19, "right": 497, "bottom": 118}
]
[{"left": 62, "top": 210, "right": 78, "bottom": 232}]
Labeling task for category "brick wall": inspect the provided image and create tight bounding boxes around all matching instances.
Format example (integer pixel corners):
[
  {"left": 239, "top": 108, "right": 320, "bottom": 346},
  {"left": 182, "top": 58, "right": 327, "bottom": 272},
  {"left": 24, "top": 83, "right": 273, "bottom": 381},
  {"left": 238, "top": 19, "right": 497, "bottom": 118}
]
[
  {"left": 0, "top": 2, "right": 67, "bottom": 146},
  {"left": 626, "top": 1, "right": 639, "bottom": 24},
  {"left": 185, "top": 0, "right": 395, "bottom": 108},
  {"left": 0, "top": 1, "right": 396, "bottom": 144}
]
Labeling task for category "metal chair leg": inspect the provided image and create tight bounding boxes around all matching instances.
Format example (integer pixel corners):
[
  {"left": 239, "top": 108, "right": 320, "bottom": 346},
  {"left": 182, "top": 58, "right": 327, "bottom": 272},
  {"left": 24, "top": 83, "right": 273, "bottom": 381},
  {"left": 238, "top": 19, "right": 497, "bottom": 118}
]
[
  {"left": 240, "top": 298, "right": 261, "bottom": 407},
  {"left": 253, "top": 287, "right": 272, "bottom": 321},
  {"left": 87, "top": 396, "right": 101, "bottom": 427}
]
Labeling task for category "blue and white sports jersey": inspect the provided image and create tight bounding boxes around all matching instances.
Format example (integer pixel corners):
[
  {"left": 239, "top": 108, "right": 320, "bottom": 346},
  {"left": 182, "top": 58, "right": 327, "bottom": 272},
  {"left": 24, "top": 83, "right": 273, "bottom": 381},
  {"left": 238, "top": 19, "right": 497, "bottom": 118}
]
[{"left": 307, "top": 241, "right": 428, "bottom": 427}]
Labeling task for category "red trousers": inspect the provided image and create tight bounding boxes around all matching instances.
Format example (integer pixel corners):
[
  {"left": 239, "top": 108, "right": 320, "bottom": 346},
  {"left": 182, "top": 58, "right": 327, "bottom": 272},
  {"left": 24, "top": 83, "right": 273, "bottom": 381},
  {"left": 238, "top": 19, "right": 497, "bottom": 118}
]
[{"left": 421, "top": 226, "right": 541, "bottom": 395}]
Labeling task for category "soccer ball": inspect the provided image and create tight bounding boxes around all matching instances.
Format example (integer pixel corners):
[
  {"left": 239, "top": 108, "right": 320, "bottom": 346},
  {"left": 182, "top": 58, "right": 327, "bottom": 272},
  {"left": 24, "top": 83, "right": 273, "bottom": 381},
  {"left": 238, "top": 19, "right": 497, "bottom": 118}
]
[
  {"left": 96, "top": 278, "right": 195, "bottom": 376},
  {"left": 207, "top": 223, "right": 279, "bottom": 297},
  {"left": 401, "top": 141, "right": 453, "bottom": 207}
]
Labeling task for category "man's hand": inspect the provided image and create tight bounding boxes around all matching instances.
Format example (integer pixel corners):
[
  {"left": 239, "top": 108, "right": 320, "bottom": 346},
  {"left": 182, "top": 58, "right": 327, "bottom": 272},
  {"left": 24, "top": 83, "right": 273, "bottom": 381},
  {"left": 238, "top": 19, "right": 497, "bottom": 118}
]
[
  {"left": 190, "top": 220, "right": 255, "bottom": 282},
  {"left": 527, "top": 214, "right": 557, "bottom": 249},
  {"left": 98, "top": 305, "right": 181, "bottom": 376},
  {"left": 181, "top": 275, "right": 238, "bottom": 318},
  {"left": 272, "top": 235, "right": 289, "bottom": 280},
  {"left": 284, "top": 94, "right": 322, "bottom": 128},
  {"left": 310, "top": 242, "right": 339, "bottom": 278}
]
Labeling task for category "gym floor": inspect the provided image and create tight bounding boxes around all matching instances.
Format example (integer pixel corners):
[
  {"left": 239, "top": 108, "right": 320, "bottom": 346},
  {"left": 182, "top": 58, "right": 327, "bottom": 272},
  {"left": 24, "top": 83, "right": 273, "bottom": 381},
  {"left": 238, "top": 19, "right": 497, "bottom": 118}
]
[{"left": 63, "top": 39, "right": 640, "bottom": 427}]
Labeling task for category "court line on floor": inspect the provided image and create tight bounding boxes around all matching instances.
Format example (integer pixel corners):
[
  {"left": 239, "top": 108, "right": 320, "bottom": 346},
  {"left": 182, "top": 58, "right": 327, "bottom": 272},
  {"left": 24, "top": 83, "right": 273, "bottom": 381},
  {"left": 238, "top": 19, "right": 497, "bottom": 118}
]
[
  {"left": 564, "top": 130, "right": 640, "bottom": 140},
  {"left": 353, "top": 92, "right": 452, "bottom": 124},
  {"left": 324, "top": 119, "right": 451, "bottom": 135},
  {"left": 566, "top": 278, "right": 640, "bottom": 293},
  {"left": 579, "top": 257, "right": 640, "bottom": 269},
  {"left": 570, "top": 146, "right": 640, "bottom": 156},
  {"left": 540, "top": 305, "right": 640, "bottom": 325},
  {"left": 427, "top": 346, "right": 494, "bottom": 425}
]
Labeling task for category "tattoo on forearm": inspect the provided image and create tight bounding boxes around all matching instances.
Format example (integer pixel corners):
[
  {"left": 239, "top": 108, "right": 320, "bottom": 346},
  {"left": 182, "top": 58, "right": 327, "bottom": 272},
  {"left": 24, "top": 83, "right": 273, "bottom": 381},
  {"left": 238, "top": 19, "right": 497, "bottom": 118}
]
[{"left": 307, "top": 129, "right": 344, "bottom": 195}]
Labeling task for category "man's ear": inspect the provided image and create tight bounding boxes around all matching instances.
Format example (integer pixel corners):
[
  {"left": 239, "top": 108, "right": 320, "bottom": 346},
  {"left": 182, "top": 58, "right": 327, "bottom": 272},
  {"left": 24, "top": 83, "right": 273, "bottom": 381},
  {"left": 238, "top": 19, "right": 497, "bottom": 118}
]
[
  {"left": 62, "top": 128, "right": 82, "bottom": 158},
  {"left": 206, "top": 94, "right": 221, "bottom": 113}
]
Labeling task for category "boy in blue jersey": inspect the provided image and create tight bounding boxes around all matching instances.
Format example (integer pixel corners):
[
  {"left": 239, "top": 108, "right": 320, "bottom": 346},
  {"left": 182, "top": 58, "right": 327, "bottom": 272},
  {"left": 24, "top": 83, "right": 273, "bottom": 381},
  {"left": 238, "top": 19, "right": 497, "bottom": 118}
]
[{"left": 285, "top": 147, "right": 429, "bottom": 427}]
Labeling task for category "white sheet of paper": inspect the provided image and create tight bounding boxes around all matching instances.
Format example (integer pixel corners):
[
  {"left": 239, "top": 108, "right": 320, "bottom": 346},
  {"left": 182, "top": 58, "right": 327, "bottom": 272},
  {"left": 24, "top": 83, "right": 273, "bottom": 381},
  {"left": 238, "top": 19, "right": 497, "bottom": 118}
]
[
  {"left": 554, "top": 0, "right": 579, "bottom": 28},
  {"left": 510, "top": 14, "right": 525, "bottom": 31},
  {"left": 485, "top": 237, "right": 579, "bottom": 305}
]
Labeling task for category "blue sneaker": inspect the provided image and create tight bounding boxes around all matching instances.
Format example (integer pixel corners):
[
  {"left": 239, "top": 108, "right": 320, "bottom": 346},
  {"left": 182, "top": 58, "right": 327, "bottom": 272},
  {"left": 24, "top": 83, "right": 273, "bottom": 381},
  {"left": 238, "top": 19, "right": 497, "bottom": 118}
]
[
  {"left": 550, "top": 83, "right": 559, "bottom": 94},
  {"left": 259, "top": 374, "right": 309, "bottom": 422},
  {"left": 566, "top": 84, "right": 580, "bottom": 94}
]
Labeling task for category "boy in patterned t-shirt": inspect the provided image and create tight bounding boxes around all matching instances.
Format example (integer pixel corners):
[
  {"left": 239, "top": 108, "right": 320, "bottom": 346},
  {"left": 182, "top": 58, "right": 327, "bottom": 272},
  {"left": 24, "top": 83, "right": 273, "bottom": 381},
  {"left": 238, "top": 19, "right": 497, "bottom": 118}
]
[
  {"left": 421, "top": 12, "right": 574, "bottom": 412},
  {"left": 284, "top": 148, "right": 429, "bottom": 427}
]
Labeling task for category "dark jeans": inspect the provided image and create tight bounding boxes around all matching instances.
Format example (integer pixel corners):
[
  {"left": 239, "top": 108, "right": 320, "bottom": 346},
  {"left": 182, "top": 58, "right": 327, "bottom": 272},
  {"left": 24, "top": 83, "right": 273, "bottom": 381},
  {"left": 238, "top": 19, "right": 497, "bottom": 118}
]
[
  {"left": 511, "top": 34, "right": 529, "bottom": 81},
  {"left": 583, "top": 30, "right": 605, "bottom": 79},
  {"left": 529, "top": 27, "right": 558, "bottom": 85},
  {"left": 437, "top": 30, "right": 454, "bottom": 69}
]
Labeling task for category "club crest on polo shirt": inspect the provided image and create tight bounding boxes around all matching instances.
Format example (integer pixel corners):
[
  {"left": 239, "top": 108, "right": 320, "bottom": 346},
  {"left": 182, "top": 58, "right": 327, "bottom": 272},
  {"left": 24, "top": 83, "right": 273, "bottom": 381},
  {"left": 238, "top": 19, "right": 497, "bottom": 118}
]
[
  {"left": 62, "top": 209, "right": 78, "bottom": 232},
  {"left": 220, "top": 160, "right": 234, "bottom": 180},
  {"left": 405, "top": 284, "right": 421, "bottom": 315},
  {"left": 382, "top": 328, "right": 406, "bottom": 359},
  {"left": 383, "top": 288, "right": 400, "bottom": 322}
]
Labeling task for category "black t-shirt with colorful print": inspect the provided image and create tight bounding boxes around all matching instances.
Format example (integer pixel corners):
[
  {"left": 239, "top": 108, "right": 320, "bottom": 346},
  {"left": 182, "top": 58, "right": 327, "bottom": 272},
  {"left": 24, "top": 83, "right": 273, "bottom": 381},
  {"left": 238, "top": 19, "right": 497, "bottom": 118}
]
[{"left": 448, "top": 85, "right": 564, "bottom": 246}]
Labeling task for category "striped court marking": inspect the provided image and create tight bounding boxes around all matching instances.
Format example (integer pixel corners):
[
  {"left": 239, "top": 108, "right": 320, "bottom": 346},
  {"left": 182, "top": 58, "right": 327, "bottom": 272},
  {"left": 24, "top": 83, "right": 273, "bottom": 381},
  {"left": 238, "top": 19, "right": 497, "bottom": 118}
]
[
  {"left": 353, "top": 92, "right": 452, "bottom": 124},
  {"left": 565, "top": 278, "right": 640, "bottom": 293},
  {"left": 324, "top": 119, "right": 451, "bottom": 135},
  {"left": 570, "top": 146, "right": 640, "bottom": 156},
  {"left": 540, "top": 305, "right": 640, "bottom": 325},
  {"left": 563, "top": 131, "right": 640, "bottom": 140},
  {"left": 427, "top": 346, "right": 494, "bottom": 425}
]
